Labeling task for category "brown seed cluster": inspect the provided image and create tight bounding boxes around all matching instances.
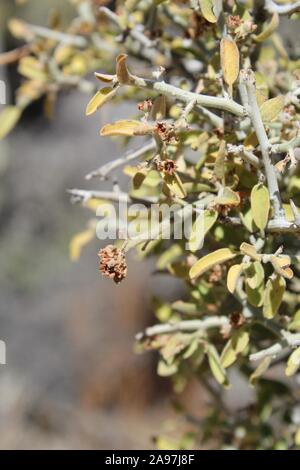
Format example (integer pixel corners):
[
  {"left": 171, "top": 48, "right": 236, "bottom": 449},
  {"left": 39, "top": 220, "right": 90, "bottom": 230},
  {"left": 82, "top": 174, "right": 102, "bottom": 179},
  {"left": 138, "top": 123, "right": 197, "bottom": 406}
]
[
  {"left": 98, "top": 244, "right": 127, "bottom": 284},
  {"left": 155, "top": 122, "right": 178, "bottom": 144},
  {"left": 156, "top": 159, "right": 178, "bottom": 175}
]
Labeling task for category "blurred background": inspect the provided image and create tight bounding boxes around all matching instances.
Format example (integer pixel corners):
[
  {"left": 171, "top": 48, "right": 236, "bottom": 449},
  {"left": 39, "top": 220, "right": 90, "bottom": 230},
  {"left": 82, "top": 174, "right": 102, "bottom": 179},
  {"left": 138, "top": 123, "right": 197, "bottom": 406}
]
[{"left": 0, "top": 0, "right": 202, "bottom": 450}]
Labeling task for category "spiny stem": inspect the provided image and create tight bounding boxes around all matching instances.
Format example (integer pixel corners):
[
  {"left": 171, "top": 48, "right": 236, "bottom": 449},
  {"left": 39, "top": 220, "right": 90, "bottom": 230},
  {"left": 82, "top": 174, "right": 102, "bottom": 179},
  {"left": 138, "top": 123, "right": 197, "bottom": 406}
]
[
  {"left": 241, "top": 70, "right": 285, "bottom": 220},
  {"left": 85, "top": 141, "right": 156, "bottom": 180},
  {"left": 135, "top": 316, "right": 229, "bottom": 341},
  {"left": 132, "top": 76, "right": 246, "bottom": 117}
]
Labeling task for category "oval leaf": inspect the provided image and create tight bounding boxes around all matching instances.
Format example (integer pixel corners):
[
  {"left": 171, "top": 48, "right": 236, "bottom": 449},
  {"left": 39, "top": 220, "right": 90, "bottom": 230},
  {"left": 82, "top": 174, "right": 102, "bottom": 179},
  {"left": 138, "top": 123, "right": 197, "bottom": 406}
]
[
  {"left": 227, "top": 263, "right": 243, "bottom": 294},
  {"left": 250, "top": 357, "right": 272, "bottom": 385},
  {"left": 214, "top": 187, "right": 240, "bottom": 207},
  {"left": 263, "top": 275, "right": 286, "bottom": 319},
  {"left": 260, "top": 95, "right": 285, "bottom": 123},
  {"left": 285, "top": 346, "right": 300, "bottom": 377},
  {"left": 86, "top": 87, "right": 118, "bottom": 116},
  {"left": 163, "top": 173, "right": 187, "bottom": 199},
  {"left": 100, "top": 120, "right": 142, "bottom": 137},
  {"left": 199, "top": 0, "right": 217, "bottom": 23},
  {"left": 251, "top": 184, "right": 270, "bottom": 231},
  {"left": 207, "top": 345, "right": 229, "bottom": 387},
  {"left": 240, "top": 242, "right": 262, "bottom": 261},
  {"left": 188, "top": 209, "right": 218, "bottom": 252},
  {"left": 220, "top": 38, "right": 240, "bottom": 87},
  {"left": 189, "top": 248, "right": 236, "bottom": 280}
]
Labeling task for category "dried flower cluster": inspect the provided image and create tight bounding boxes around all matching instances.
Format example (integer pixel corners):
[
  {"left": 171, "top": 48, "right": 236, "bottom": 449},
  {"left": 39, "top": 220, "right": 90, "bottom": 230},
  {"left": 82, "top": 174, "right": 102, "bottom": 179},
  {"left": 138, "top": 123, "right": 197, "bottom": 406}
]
[{"left": 98, "top": 244, "right": 127, "bottom": 284}]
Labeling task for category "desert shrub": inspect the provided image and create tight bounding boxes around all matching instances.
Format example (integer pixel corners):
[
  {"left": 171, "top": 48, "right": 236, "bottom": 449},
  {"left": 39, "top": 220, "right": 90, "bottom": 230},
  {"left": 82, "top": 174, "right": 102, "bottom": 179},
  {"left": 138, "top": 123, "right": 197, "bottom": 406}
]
[{"left": 2, "top": 0, "right": 300, "bottom": 450}]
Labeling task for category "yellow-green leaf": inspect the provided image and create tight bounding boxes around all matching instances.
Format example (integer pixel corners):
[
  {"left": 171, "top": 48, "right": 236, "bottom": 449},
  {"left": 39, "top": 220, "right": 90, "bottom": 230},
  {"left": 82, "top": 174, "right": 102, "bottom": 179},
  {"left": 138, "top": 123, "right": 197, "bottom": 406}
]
[
  {"left": 240, "top": 242, "right": 262, "bottom": 261},
  {"left": 18, "top": 56, "right": 48, "bottom": 81},
  {"left": 240, "top": 207, "right": 256, "bottom": 233},
  {"left": 163, "top": 173, "right": 187, "bottom": 199},
  {"left": 199, "top": 0, "right": 217, "bottom": 23},
  {"left": 220, "top": 341, "right": 237, "bottom": 368},
  {"left": 251, "top": 184, "right": 270, "bottom": 231},
  {"left": 189, "top": 248, "right": 236, "bottom": 280},
  {"left": 255, "top": 12, "right": 279, "bottom": 43},
  {"left": 86, "top": 87, "right": 118, "bottom": 116},
  {"left": 214, "top": 140, "right": 226, "bottom": 181},
  {"left": 227, "top": 263, "right": 243, "bottom": 294},
  {"left": 263, "top": 275, "right": 286, "bottom": 319},
  {"left": 295, "top": 428, "right": 300, "bottom": 447},
  {"left": 0, "top": 106, "right": 22, "bottom": 140},
  {"left": 255, "top": 72, "right": 269, "bottom": 105},
  {"left": 221, "top": 329, "right": 249, "bottom": 369},
  {"left": 95, "top": 72, "right": 116, "bottom": 83},
  {"left": 220, "top": 38, "right": 240, "bottom": 87},
  {"left": 207, "top": 345, "right": 229, "bottom": 387},
  {"left": 100, "top": 120, "right": 143, "bottom": 137},
  {"left": 244, "top": 262, "right": 265, "bottom": 307},
  {"left": 270, "top": 255, "right": 293, "bottom": 280},
  {"left": 188, "top": 209, "right": 218, "bottom": 252},
  {"left": 250, "top": 357, "right": 272, "bottom": 386},
  {"left": 244, "top": 261, "right": 264, "bottom": 289},
  {"left": 285, "top": 346, "right": 300, "bottom": 377},
  {"left": 214, "top": 187, "right": 240, "bottom": 207},
  {"left": 260, "top": 95, "right": 285, "bottom": 123},
  {"left": 157, "top": 359, "right": 178, "bottom": 377},
  {"left": 232, "top": 329, "right": 249, "bottom": 354}
]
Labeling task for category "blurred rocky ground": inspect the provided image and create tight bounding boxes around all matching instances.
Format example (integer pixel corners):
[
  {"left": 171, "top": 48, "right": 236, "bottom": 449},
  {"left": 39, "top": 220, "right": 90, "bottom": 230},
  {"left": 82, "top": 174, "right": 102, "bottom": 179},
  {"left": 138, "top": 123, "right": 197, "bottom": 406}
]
[{"left": 0, "top": 0, "right": 191, "bottom": 449}]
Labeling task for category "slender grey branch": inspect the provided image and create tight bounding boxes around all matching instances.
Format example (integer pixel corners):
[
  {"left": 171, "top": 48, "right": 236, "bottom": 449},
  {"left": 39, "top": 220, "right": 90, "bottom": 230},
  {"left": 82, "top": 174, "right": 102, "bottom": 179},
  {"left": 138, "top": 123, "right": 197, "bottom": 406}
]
[
  {"left": 241, "top": 70, "right": 285, "bottom": 220},
  {"left": 195, "top": 105, "right": 224, "bottom": 129},
  {"left": 250, "top": 331, "right": 300, "bottom": 362},
  {"left": 67, "top": 189, "right": 129, "bottom": 203},
  {"left": 85, "top": 141, "right": 156, "bottom": 180},
  {"left": 135, "top": 316, "right": 229, "bottom": 341},
  {"left": 99, "top": 6, "right": 155, "bottom": 48},
  {"left": 271, "top": 135, "right": 300, "bottom": 153},
  {"left": 265, "top": 0, "right": 300, "bottom": 15},
  {"left": 131, "top": 76, "right": 246, "bottom": 117},
  {"left": 67, "top": 188, "right": 158, "bottom": 205},
  {"left": 227, "top": 144, "right": 261, "bottom": 169},
  {"left": 25, "top": 23, "right": 88, "bottom": 47}
]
